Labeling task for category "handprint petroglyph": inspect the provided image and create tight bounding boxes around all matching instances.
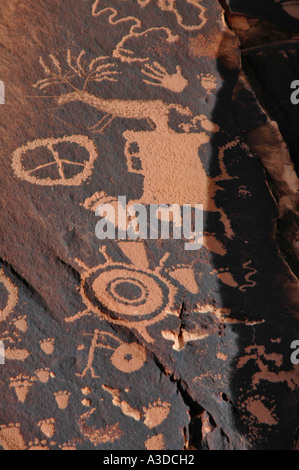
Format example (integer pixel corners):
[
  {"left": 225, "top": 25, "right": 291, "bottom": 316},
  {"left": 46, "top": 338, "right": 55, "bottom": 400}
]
[{"left": 141, "top": 62, "right": 188, "bottom": 92}]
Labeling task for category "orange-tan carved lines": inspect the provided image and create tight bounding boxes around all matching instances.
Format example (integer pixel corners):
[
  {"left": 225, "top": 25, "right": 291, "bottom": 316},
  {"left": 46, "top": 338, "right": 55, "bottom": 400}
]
[
  {"left": 65, "top": 244, "right": 177, "bottom": 343},
  {"left": 0, "top": 423, "right": 27, "bottom": 451},
  {"left": 35, "top": 368, "right": 51, "bottom": 383},
  {"left": 77, "top": 330, "right": 102, "bottom": 378},
  {"left": 145, "top": 434, "right": 166, "bottom": 450},
  {"left": 79, "top": 408, "right": 123, "bottom": 446},
  {"left": 0, "top": 270, "right": 18, "bottom": 322},
  {"left": 38, "top": 419, "right": 56, "bottom": 439},
  {"left": 78, "top": 329, "right": 147, "bottom": 377},
  {"left": 12, "top": 315, "right": 28, "bottom": 333},
  {"left": 123, "top": 132, "right": 235, "bottom": 239},
  {"left": 198, "top": 73, "right": 218, "bottom": 94},
  {"left": 92, "top": 0, "right": 207, "bottom": 31},
  {"left": 161, "top": 329, "right": 209, "bottom": 351},
  {"left": 35, "top": 52, "right": 120, "bottom": 92},
  {"left": 166, "top": 264, "right": 199, "bottom": 294},
  {"left": 9, "top": 375, "right": 37, "bottom": 403},
  {"left": 178, "top": 114, "right": 220, "bottom": 133},
  {"left": 138, "top": 0, "right": 151, "bottom": 6},
  {"left": 57, "top": 89, "right": 191, "bottom": 132},
  {"left": 54, "top": 391, "right": 71, "bottom": 410},
  {"left": 92, "top": 4, "right": 141, "bottom": 31},
  {"left": 196, "top": 304, "right": 265, "bottom": 326},
  {"left": 39, "top": 338, "right": 55, "bottom": 355},
  {"left": 211, "top": 261, "right": 257, "bottom": 291},
  {"left": 143, "top": 399, "right": 171, "bottom": 429},
  {"left": 114, "top": 27, "right": 179, "bottom": 63},
  {"left": 140, "top": 62, "right": 188, "bottom": 92},
  {"left": 5, "top": 347, "right": 30, "bottom": 361},
  {"left": 239, "top": 260, "right": 257, "bottom": 292},
  {"left": 237, "top": 345, "right": 299, "bottom": 391},
  {"left": 157, "top": 0, "right": 207, "bottom": 31},
  {"left": 82, "top": 191, "right": 118, "bottom": 212},
  {"left": 102, "top": 385, "right": 143, "bottom": 421},
  {"left": 28, "top": 439, "right": 50, "bottom": 450},
  {"left": 102, "top": 386, "right": 171, "bottom": 429},
  {"left": 91, "top": 4, "right": 178, "bottom": 63},
  {"left": 12, "top": 136, "right": 98, "bottom": 186}
]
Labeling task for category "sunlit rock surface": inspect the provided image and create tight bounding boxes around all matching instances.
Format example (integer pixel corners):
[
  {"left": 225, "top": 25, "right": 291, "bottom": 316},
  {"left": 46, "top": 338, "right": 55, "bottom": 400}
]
[{"left": 0, "top": 0, "right": 298, "bottom": 450}]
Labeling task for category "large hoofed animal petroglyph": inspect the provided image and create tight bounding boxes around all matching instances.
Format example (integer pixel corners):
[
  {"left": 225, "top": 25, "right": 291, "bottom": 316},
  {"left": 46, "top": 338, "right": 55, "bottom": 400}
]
[{"left": 19, "top": 43, "right": 235, "bottom": 238}]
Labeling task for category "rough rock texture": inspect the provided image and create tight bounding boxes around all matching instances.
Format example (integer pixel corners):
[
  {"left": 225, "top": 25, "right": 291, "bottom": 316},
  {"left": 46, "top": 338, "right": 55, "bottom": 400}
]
[{"left": 0, "top": 0, "right": 298, "bottom": 450}]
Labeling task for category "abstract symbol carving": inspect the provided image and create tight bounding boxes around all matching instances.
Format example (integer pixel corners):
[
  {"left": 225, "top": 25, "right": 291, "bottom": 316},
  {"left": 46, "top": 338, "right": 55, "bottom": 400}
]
[
  {"left": 0, "top": 270, "right": 18, "bottom": 322},
  {"left": 67, "top": 242, "right": 201, "bottom": 342},
  {"left": 9, "top": 375, "right": 37, "bottom": 403},
  {"left": 12, "top": 136, "right": 98, "bottom": 186},
  {"left": 78, "top": 329, "right": 147, "bottom": 377},
  {"left": 239, "top": 261, "right": 257, "bottom": 292},
  {"left": 79, "top": 408, "right": 123, "bottom": 445},
  {"left": 282, "top": 1, "right": 299, "bottom": 19},
  {"left": 66, "top": 243, "right": 177, "bottom": 343},
  {"left": 35, "top": 51, "right": 120, "bottom": 91}
]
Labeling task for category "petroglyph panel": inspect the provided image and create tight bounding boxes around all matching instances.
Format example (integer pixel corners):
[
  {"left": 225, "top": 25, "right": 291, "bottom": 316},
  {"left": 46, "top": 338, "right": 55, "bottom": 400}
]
[{"left": 0, "top": 0, "right": 298, "bottom": 451}]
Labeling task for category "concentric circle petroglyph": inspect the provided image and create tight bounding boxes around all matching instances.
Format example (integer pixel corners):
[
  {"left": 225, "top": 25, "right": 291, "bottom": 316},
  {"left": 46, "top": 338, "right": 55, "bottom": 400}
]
[{"left": 12, "top": 136, "right": 98, "bottom": 186}]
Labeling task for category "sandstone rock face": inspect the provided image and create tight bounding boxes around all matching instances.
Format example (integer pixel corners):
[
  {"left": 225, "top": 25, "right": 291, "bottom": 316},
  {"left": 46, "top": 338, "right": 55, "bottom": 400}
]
[{"left": 0, "top": 0, "right": 298, "bottom": 450}]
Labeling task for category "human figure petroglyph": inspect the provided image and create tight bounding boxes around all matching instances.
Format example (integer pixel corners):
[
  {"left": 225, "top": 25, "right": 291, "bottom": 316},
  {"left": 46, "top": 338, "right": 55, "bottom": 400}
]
[
  {"left": 77, "top": 329, "right": 147, "bottom": 377},
  {"left": 31, "top": 49, "right": 235, "bottom": 237}
]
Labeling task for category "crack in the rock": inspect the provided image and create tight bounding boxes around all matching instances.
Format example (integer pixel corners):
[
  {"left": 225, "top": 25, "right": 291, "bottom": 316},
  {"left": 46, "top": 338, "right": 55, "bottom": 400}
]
[{"left": 150, "top": 352, "right": 204, "bottom": 450}]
